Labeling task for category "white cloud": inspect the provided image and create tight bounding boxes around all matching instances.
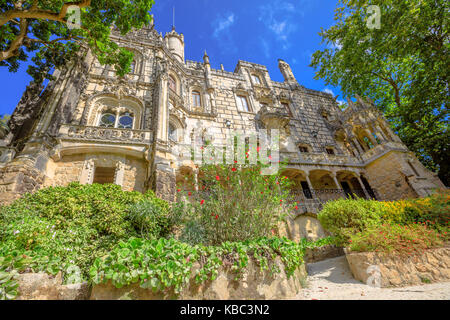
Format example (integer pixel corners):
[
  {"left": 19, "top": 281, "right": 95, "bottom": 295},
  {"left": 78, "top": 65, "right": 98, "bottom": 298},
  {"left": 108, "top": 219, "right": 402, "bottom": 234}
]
[
  {"left": 213, "top": 13, "right": 235, "bottom": 38},
  {"left": 258, "top": 1, "right": 303, "bottom": 51},
  {"left": 322, "top": 88, "right": 335, "bottom": 96}
]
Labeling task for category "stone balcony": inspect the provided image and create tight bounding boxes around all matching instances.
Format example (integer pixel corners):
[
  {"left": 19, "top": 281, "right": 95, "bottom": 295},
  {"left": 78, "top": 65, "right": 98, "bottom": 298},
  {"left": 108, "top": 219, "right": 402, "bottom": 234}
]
[
  {"left": 360, "top": 141, "right": 408, "bottom": 163},
  {"left": 54, "top": 124, "right": 153, "bottom": 160},
  {"left": 257, "top": 105, "right": 290, "bottom": 130},
  {"left": 283, "top": 141, "right": 409, "bottom": 167},
  {"left": 59, "top": 124, "right": 153, "bottom": 145}
]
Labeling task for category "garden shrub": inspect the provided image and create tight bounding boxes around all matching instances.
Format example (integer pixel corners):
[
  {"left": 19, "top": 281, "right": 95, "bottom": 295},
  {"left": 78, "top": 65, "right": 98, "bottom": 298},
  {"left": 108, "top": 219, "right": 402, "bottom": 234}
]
[
  {"left": 0, "top": 183, "right": 171, "bottom": 283},
  {"left": 380, "top": 189, "right": 450, "bottom": 232},
  {"left": 173, "top": 163, "right": 295, "bottom": 245},
  {"left": 349, "top": 223, "right": 448, "bottom": 256},
  {"left": 127, "top": 190, "right": 172, "bottom": 239},
  {"left": 318, "top": 197, "right": 385, "bottom": 245},
  {"left": 90, "top": 236, "right": 325, "bottom": 294}
]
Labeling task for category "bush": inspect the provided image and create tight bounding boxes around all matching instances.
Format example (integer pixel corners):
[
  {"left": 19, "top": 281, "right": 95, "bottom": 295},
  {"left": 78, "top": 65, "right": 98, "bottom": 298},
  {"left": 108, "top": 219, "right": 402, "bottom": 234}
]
[
  {"left": 349, "top": 223, "right": 448, "bottom": 256},
  {"left": 90, "top": 236, "right": 314, "bottom": 294},
  {"left": 127, "top": 191, "right": 172, "bottom": 239},
  {"left": 0, "top": 183, "right": 170, "bottom": 282},
  {"left": 379, "top": 189, "right": 450, "bottom": 232},
  {"left": 318, "top": 198, "right": 385, "bottom": 245},
  {"left": 173, "top": 163, "right": 294, "bottom": 245}
]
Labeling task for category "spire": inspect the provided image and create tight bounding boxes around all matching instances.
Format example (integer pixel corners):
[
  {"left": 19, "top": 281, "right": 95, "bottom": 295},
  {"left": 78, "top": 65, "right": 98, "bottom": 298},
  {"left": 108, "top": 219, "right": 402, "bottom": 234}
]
[
  {"left": 203, "top": 50, "right": 210, "bottom": 65},
  {"left": 172, "top": 6, "right": 175, "bottom": 31}
]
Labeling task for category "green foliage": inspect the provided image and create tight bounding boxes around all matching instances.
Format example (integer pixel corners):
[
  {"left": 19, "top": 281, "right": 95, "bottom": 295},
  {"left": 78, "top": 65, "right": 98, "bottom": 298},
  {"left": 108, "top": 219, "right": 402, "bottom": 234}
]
[
  {"left": 349, "top": 223, "right": 447, "bottom": 255},
  {"left": 1, "top": 1, "right": 155, "bottom": 83},
  {"left": 310, "top": 0, "right": 449, "bottom": 185},
  {"left": 319, "top": 190, "right": 450, "bottom": 251},
  {"left": 0, "top": 182, "right": 170, "bottom": 286},
  {"left": 0, "top": 114, "right": 10, "bottom": 131},
  {"left": 90, "top": 236, "right": 325, "bottom": 295},
  {"left": 173, "top": 163, "right": 294, "bottom": 245},
  {"left": 318, "top": 198, "right": 384, "bottom": 245},
  {"left": 127, "top": 192, "right": 172, "bottom": 239}
]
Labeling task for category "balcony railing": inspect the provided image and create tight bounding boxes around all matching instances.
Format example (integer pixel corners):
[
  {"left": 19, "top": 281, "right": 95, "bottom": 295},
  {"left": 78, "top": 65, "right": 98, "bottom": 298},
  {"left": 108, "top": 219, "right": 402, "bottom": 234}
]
[
  {"left": 59, "top": 124, "right": 153, "bottom": 145},
  {"left": 361, "top": 141, "right": 408, "bottom": 162},
  {"left": 288, "top": 188, "right": 378, "bottom": 213}
]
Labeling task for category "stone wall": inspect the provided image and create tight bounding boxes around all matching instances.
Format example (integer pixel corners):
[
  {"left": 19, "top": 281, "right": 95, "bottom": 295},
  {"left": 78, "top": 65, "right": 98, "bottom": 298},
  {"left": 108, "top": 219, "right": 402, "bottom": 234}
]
[
  {"left": 365, "top": 151, "right": 419, "bottom": 200},
  {"left": 304, "top": 245, "right": 344, "bottom": 263},
  {"left": 91, "top": 258, "right": 306, "bottom": 300},
  {"left": 279, "top": 214, "right": 328, "bottom": 242},
  {"left": 17, "top": 272, "right": 89, "bottom": 300},
  {"left": 44, "top": 153, "right": 148, "bottom": 192},
  {"left": 345, "top": 247, "right": 450, "bottom": 287},
  {"left": 0, "top": 159, "right": 45, "bottom": 205}
]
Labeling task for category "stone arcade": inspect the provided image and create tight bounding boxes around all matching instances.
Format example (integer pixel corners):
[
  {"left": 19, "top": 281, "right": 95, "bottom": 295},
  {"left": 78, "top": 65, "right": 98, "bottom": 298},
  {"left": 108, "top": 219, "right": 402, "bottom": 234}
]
[{"left": 0, "top": 21, "right": 444, "bottom": 214}]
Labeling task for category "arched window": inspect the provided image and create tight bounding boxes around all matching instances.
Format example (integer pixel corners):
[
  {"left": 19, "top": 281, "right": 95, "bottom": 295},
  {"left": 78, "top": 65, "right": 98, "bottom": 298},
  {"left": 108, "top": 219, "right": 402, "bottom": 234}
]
[
  {"left": 169, "top": 75, "right": 177, "bottom": 92},
  {"left": 130, "top": 60, "right": 136, "bottom": 73},
  {"left": 118, "top": 112, "right": 134, "bottom": 129},
  {"left": 192, "top": 91, "right": 201, "bottom": 108},
  {"left": 252, "top": 74, "right": 261, "bottom": 85},
  {"left": 99, "top": 112, "right": 116, "bottom": 128},
  {"left": 169, "top": 123, "right": 177, "bottom": 141}
]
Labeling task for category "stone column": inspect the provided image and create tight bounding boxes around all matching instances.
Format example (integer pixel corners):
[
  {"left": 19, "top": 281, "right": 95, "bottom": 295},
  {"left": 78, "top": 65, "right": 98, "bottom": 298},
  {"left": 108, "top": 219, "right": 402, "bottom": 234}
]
[
  {"left": 356, "top": 175, "right": 371, "bottom": 199},
  {"left": 305, "top": 173, "right": 316, "bottom": 199},
  {"left": 331, "top": 172, "right": 343, "bottom": 190},
  {"left": 352, "top": 137, "right": 365, "bottom": 154},
  {"left": 374, "top": 124, "right": 387, "bottom": 142},
  {"left": 152, "top": 157, "right": 176, "bottom": 202},
  {"left": 365, "top": 129, "right": 378, "bottom": 146},
  {"left": 156, "top": 74, "right": 169, "bottom": 142}
]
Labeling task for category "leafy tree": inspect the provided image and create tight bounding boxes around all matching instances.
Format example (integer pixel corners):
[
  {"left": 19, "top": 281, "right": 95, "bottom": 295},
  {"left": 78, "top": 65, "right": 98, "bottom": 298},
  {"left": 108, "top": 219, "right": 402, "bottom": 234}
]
[
  {"left": 0, "top": 0, "right": 155, "bottom": 83},
  {"left": 0, "top": 114, "right": 10, "bottom": 129},
  {"left": 310, "top": 0, "right": 449, "bottom": 185}
]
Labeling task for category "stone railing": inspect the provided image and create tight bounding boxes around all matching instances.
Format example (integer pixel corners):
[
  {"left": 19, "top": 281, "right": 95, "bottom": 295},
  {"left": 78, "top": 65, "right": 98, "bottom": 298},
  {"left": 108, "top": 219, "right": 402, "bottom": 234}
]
[
  {"left": 168, "top": 87, "right": 184, "bottom": 107},
  {"left": 59, "top": 124, "right": 153, "bottom": 145},
  {"left": 289, "top": 188, "right": 378, "bottom": 213},
  {"left": 285, "top": 152, "right": 362, "bottom": 166},
  {"left": 361, "top": 141, "right": 408, "bottom": 162}
]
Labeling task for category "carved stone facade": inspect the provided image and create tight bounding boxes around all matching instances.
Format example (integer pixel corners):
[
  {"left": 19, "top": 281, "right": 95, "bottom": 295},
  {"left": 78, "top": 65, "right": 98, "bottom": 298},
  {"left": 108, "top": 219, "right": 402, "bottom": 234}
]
[{"left": 0, "top": 22, "right": 444, "bottom": 206}]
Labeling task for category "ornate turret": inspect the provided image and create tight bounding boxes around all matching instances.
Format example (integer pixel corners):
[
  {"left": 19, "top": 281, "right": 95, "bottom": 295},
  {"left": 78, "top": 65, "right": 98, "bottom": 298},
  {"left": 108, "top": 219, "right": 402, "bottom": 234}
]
[
  {"left": 164, "top": 27, "right": 185, "bottom": 63},
  {"left": 278, "top": 59, "right": 296, "bottom": 82}
]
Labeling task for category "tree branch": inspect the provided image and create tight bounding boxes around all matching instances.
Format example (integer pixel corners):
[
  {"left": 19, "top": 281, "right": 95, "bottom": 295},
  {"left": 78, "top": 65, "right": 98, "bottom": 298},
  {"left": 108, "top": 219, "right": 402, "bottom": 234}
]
[
  {"left": 0, "top": 0, "right": 91, "bottom": 26},
  {"left": 0, "top": 18, "right": 28, "bottom": 61}
]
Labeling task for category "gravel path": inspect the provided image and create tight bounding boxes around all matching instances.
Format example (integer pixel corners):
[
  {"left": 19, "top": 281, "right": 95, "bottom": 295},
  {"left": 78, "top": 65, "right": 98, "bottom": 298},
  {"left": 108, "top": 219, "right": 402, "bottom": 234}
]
[{"left": 297, "top": 256, "right": 450, "bottom": 300}]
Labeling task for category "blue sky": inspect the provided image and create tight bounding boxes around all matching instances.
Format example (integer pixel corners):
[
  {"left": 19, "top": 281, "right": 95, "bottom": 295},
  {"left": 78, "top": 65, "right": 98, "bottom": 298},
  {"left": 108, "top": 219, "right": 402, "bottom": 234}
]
[{"left": 0, "top": 0, "right": 344, "bottom": 116}]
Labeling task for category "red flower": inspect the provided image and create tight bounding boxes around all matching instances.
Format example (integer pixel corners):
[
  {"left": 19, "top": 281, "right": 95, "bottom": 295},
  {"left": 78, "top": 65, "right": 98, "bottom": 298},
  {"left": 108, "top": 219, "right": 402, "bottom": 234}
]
[
  {"left": 231, "top": 168, "right": 237, "bottom": 172},
  {"left": 295, "top": 206, "right": 298, "bottom": 210},
  {"left": 234, "top": 160, "right": 238, "bottom": 164},
  {"left": 215, "top": 176, "right": 220, "bottom": 181},
  {"left": 257, "top": 146, "right": 261, "bottom": 152},
  {"left": 200, "top": 200, "right": 205, "bottom": 205},
  {"left": 268, "top": 155, "right": 272, "bottom": 160},
  {"left": 215, "top": 215, "right": 219, "bottom": 219},
  {"left": 177, "top": 189, "right": 181, "bottom": 192},
  {"left": 188, "top": 192, "right": 192, "bottom": 196}
]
